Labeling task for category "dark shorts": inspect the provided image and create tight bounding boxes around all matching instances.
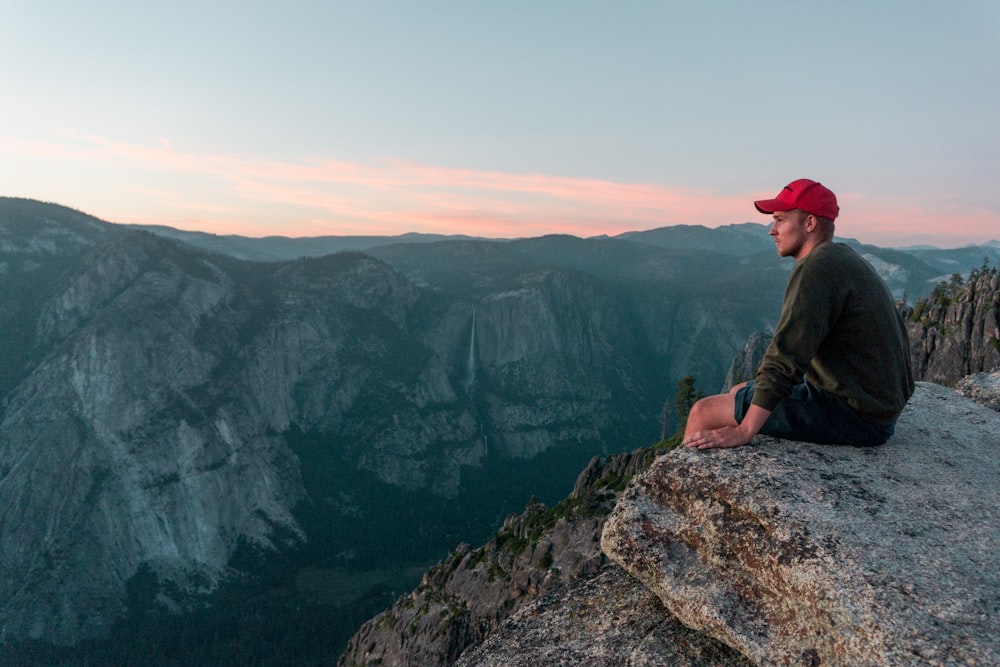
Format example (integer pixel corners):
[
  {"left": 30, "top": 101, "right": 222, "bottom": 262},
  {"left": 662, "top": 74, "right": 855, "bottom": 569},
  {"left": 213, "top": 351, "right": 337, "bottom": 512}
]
[{"left": 734, "top": 380, "right": 894, "bottom": 447}]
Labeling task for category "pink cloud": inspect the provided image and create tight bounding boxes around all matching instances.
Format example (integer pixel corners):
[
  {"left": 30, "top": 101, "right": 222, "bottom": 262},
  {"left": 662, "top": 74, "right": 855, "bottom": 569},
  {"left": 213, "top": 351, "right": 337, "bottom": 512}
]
[
  {"left": 67, "top": 135, "right": 745, "bottom": 235},
  {"left": 2, "top": 133, "right": 996, "bottom": 247},
  {"left": 836, "top": 192, "right": 1000, "bottom": 247}
]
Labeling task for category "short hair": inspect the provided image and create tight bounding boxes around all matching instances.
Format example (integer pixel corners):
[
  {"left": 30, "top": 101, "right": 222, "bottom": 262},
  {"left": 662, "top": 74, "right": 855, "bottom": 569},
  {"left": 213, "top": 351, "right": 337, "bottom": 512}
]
[
  {"left": 798, "top": 210, "right": 835, "bottom": 238},
  {"left": 813, "top": 215, "right": 835, "bottom": 238}
]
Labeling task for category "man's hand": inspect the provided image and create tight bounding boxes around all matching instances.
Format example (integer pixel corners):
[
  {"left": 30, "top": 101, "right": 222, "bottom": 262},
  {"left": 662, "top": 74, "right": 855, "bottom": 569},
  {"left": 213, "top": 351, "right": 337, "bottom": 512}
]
[{"left": 682, "top": 426, "right": 752, "bottom": 450}]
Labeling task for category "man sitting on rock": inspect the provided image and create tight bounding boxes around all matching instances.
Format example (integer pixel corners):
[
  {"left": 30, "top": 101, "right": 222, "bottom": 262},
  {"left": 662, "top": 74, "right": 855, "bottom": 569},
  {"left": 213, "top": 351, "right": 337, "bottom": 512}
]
[{"left": 683, "top": 179, "right": 915, "bottom": 449}]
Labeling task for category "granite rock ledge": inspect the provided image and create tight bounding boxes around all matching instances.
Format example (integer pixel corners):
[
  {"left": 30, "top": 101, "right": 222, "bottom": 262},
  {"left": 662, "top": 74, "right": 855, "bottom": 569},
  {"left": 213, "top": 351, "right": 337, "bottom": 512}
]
[{"left": 601, "top": 381, "right": 1000, "bottom": 666}]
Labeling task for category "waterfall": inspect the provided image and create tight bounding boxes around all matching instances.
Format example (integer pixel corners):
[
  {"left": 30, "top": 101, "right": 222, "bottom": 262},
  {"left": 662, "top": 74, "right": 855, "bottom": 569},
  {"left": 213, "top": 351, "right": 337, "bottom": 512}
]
[{"left": 465, "top": 307, "right": 476, "bottom": 391}]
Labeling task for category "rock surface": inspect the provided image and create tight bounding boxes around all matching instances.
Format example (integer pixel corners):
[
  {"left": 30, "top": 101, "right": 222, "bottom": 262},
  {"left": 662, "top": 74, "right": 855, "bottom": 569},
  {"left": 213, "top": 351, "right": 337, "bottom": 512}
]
[
  {"left": 954, "top": 370, "right": 1000, "bottom": 411},
  {"left": 906, "top": 266, "right": 1000, "bottom": 386},
  {"left": 340, "top": 379, "right": 1000, "bottom": 667},
  {"left": 602, "top": 382, "right": 1000, "bottom": 666},
  {"left": 454, "top": 566, "right": 752, "bottom": 667}
]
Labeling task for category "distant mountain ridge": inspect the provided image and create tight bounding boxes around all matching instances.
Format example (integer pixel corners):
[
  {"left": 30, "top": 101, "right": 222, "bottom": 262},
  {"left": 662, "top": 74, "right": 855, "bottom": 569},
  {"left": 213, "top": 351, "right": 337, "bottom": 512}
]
[
  {"left": 15, "top": 193, "right": 977, "bottom": 291},
  {"left": 616, "top": 222, "right": 775, "bottom": 256}
]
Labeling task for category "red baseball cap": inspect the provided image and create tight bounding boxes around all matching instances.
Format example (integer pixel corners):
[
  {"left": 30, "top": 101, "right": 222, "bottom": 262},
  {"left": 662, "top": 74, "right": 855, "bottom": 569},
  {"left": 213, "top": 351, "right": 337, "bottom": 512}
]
[{"left": 754, "top": 179, "right": 839, "bottom": 221}]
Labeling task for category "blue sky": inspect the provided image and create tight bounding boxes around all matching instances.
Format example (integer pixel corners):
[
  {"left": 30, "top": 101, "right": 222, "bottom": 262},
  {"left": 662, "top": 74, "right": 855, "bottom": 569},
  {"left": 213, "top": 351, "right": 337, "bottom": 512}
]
[{"left": 1, "top": 1, "right": 998, "bottom": 247}]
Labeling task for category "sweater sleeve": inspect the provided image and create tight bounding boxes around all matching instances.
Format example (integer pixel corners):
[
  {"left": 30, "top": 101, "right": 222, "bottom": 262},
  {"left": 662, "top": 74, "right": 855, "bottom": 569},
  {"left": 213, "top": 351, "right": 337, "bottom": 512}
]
[{"left": 752, "top": 253, "right": 842, "bottom": 411}]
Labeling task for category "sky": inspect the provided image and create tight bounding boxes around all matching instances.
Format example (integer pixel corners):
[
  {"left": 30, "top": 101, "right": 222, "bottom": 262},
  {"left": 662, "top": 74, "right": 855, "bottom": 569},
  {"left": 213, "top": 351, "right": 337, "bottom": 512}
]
[{"left": 1, "top": 1, "right": 998, "bottom": 248}]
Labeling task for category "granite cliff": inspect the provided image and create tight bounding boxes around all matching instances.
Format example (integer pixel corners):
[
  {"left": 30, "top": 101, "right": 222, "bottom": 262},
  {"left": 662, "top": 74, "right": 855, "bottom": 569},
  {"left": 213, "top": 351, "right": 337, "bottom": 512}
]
[{"left": 601, "top": 380, "right": 1000, "bottom": 666}]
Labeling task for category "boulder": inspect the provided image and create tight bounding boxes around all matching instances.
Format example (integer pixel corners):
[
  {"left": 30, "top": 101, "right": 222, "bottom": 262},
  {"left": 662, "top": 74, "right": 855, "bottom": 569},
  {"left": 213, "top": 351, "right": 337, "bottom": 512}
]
[{"left": 601, "top": 382, "right": 1000, "bottom": 666}]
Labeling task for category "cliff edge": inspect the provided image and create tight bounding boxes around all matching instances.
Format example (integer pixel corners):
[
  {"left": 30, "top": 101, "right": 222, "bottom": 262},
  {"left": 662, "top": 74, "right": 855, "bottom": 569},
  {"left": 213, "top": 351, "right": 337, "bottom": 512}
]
[{"left": 601, "top": 380, "right": 999, "bottom": 666}]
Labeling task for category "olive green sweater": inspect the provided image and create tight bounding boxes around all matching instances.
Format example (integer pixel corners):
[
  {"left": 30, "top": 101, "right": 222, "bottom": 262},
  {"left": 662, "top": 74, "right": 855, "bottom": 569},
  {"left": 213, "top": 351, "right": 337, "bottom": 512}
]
[{"left": 753, "top": 241, "right": 915, "bottom": 425}]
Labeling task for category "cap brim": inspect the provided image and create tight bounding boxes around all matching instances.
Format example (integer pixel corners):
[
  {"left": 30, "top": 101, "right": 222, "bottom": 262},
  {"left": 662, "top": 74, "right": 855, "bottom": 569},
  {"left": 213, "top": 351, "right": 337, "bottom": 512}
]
[{"left": 754, "top": 198, "right": 795, "bottom": 214}]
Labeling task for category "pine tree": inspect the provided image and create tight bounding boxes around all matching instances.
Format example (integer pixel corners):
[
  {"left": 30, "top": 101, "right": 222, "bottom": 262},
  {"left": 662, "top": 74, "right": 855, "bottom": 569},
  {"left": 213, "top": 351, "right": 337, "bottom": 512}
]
[{"left": 662, "top": 374, "right": 703, "bottom": 439}]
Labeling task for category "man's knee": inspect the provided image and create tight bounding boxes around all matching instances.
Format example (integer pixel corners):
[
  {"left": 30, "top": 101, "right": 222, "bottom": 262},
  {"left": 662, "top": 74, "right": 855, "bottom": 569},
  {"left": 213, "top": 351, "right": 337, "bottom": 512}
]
[
  {"left": 684, "top": 398, "right": 706, "bottom": 437},
  {"left": 686, "top": 398, "right": 705, "bottom": 424},
  {"left": 684, "top": 392, "right": 738, "bottom": 435}
]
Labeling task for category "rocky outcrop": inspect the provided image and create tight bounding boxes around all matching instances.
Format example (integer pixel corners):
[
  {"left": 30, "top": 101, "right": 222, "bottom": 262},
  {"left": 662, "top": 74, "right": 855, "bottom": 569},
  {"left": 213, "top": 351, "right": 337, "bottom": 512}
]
[
  {"left": 602, "top": 382, "right": 1000, "bottom": 666},
  {"left": 907, "top": 266, "right": 1000, "bottom": 385},
  {"left": 336, "top": 262, "right": 1000, "bottom": 666}
]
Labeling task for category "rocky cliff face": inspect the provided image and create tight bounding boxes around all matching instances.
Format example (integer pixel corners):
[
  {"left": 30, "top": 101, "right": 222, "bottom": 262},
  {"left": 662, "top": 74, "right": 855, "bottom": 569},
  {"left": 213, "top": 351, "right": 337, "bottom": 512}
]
[
  {"left": 1, "top": 232, "right": 652, "bottom": 643},
  {"left": 1, "top": 232, "right": 311, "bottom": 644},
  {"left": 343, "top": 380, "right": 1000, "bottom": 666},
  {"left": 906, "top": 266, "right": 1000, "bottom": 385},
  {"left": 722, "top": 330, "right": 771, "bottom": 391}
]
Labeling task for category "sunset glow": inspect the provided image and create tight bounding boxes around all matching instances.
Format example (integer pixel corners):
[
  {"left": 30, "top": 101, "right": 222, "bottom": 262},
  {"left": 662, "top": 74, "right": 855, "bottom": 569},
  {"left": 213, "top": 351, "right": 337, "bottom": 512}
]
[{"left": 2, "top": 2, "right": 997, "bottom": 248}]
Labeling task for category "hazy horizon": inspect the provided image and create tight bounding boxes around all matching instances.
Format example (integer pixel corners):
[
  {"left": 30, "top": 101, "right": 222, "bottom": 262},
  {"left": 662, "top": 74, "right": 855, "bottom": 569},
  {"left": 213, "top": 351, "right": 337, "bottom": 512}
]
[{"left": 47, "top": 198, "right": 996, "bottom": 251}]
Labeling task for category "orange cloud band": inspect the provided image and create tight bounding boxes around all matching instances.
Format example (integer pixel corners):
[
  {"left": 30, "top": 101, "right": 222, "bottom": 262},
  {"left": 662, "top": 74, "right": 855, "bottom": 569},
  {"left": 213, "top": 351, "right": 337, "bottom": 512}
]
[{"left": 1, "top": 134, "right": 996, "bottom": 246}]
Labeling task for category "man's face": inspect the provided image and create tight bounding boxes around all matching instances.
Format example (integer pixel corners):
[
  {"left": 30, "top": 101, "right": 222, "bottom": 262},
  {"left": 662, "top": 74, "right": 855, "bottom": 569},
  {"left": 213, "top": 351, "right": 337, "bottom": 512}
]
[{"left": 768, "top": 209, "right": 809, "bottom": 258}]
